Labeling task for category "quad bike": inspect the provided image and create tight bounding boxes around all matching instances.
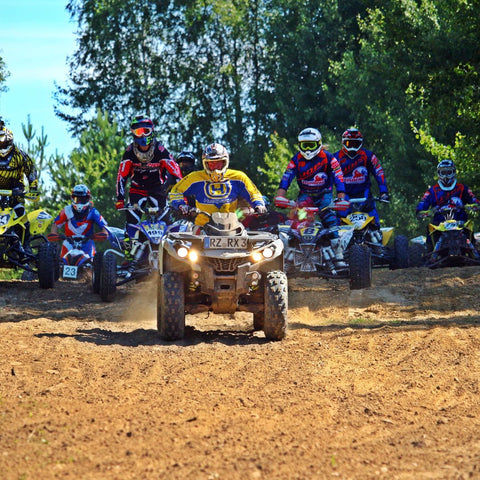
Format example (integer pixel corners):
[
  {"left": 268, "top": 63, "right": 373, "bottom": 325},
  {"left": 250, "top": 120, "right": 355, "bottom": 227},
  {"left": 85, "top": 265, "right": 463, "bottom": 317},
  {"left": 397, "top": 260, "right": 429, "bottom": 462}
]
[
  {"left": 414, "top": 204, "right": 480, "bottom": 269},
  {"left": 98, "top": 203, "right": 181, "bottom": 302},
  {"left": 274, "top": 197, "right": 372, "bottom": 290},
  {"left": 47, "top": 231, "right": 108, "bottom": 288},
  {"left": 339, "top": 197, "right": 410, "bottom": 269},
  {"left": 157, "top": 210, "right": 287, "bottom": 341},
  {"left": 0, "top": 188, "right": 56, "bottom": 288}
]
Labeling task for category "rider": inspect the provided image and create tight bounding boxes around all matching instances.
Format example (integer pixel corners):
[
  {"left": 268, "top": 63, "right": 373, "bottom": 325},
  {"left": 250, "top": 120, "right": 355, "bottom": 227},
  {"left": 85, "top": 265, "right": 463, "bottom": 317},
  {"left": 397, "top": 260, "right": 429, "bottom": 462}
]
[
  {"left": 176, "top": 151, "right": 198, "bottom": 178},
  {"left": 416, "top": 159, "right": 480, "bottom": 253},
  {"left": 0, "top": 120, "right": 40, "bottom": 253},
  {"left": 51, "top": 184, "right": 108, "bottom": 259},
  {"left": 274, "top": 127, "right": 346, "bottom": 264},
  {"left": 176, "top": 151, "right": 198, "bottom": 207},
  {"left": 333, "top": 128, "right": 389, "bottom": 228},
  {"left": 169, "top": 142, "right": 267, "bottom": 227},
  {"left": 115, "top": 115, "right": 182, "bottom": 242}
]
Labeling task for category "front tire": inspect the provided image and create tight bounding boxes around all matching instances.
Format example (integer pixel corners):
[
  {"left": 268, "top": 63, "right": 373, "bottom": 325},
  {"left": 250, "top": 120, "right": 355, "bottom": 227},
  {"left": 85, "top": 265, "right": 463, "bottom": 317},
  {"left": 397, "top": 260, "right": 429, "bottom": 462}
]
[
  {"left": 263, "top": 271, "right": 288, "bottom": 341},
  {"left": 349, "top": 244, "right": 372, "bottom": 290},
  {"left": 157, "top": 272, "right": 185, "bottom": 341},
  {"left": 92, "top": 251, "right": 103, "bottom": 293},
  {"left": 99, "top": 252, "right": 117, "bottom": 302},
  {"left": 37, "top": 242, "right": 56, "bottom": 289}
]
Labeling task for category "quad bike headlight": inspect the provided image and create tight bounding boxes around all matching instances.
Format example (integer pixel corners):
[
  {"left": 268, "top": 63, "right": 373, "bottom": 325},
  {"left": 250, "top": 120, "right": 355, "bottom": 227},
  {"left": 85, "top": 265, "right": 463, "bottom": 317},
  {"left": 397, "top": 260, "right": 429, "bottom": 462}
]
[
  {"left": 251, "top": 247, "right": 274, "bottom": 262},
  {"left": 177, "top": 246, "right": 189, "bottom": 258},
  {"left": 188, "top": 250, "right": 199, "bottom": 262}
]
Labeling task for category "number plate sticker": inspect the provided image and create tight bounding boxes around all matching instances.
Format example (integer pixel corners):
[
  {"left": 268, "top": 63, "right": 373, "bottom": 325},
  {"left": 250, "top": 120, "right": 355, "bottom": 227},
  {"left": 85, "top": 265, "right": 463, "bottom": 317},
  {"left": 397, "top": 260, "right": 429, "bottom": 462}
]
[
  {"left": 347, "top": 213, "right": 368, "bottom": 227},
  {"left": 0, "top": 214, "right": 11, "bottom": 226},
  {"left": 63, "top": 265, "right": 78, "bottom": 279},
  {"left": 204, "top": 237, "right": 248, "bottom": 249}
]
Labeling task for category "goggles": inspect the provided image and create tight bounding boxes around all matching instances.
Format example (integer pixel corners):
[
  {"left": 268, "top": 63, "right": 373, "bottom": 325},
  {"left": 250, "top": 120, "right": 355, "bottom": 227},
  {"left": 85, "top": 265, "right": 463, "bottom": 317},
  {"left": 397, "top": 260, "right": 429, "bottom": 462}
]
[
  {"left": 438, "top": 168, "right": 455, "bottom": 176},
  {"left": 72, "top": 195, "right": 90, "bottom": 204},
  {"left": 206, "top": 160, "right": 226, "bottom": 171},
  {"left": 343, "top": 139, "right": 362, "bottom": 149},
  {"left": 299, "top": 141, "right": 319, "bottom": 151},
  {"left": 131, "top": 127, "right": 153, "bottom": 137}
]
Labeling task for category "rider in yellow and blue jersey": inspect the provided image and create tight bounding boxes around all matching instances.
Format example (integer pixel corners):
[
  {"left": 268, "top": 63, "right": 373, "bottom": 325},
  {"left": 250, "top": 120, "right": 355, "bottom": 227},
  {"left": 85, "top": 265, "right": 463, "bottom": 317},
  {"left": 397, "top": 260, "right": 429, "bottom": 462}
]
[{"left": 169, "top": 143, "right": 266, "bottom": 226}]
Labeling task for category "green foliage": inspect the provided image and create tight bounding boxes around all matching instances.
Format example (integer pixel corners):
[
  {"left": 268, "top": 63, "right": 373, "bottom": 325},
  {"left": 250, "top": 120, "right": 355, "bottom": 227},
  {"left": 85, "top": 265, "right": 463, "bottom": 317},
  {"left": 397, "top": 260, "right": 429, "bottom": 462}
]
[
  {"left": 45, "top": 110, "right": 126, "bottom": 227},
  {"left": 0, "top": 55, "right": 9, "bottom": 93}
]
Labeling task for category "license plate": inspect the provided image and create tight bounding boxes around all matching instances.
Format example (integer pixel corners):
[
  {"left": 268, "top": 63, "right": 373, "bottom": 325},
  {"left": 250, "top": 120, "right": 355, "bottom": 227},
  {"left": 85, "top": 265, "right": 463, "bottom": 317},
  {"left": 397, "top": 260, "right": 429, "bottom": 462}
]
[
  {"left": 63, "top": 265, "right": 78, "bottom": 279},
  {"left": 204, "top": 236, "right": 248, "bottom": 249}
]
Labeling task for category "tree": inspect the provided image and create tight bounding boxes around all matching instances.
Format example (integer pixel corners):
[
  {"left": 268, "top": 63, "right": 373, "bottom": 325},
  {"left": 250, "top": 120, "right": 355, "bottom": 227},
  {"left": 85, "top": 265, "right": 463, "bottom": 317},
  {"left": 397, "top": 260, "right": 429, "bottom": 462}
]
[{"left": 45, "top": 110, "right": 126, "bottom": 225}]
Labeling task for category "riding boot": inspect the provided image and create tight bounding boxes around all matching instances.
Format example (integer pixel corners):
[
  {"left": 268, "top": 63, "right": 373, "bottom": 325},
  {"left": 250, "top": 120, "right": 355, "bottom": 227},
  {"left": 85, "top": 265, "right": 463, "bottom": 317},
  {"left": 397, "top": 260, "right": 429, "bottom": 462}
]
[{"left": 331, "top": 238, "right": 347, "bottom": 268}]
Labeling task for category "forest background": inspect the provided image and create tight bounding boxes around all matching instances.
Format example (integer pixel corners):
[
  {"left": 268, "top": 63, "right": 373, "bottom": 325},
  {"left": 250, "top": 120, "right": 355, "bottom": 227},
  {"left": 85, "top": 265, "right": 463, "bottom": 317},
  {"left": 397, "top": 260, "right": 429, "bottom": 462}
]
[{"left": 0, "top": 0, "right": 479, "bottom": 237}]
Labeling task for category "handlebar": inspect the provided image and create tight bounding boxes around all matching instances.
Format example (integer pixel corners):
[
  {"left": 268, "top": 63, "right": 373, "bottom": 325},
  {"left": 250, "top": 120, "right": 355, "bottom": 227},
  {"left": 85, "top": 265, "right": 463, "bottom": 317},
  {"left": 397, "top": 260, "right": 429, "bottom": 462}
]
[{"left": 0, "top": 188, "right": 39, "bottom": 200}]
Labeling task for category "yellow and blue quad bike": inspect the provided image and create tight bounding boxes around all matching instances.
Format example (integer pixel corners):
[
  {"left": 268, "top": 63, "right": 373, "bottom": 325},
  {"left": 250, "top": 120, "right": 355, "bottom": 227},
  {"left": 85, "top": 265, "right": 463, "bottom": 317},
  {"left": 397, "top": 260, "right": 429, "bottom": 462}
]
[
  {"left": 0, "top": 188, "right": 56, "bottom": 288},
  {"left": 418, "top": 204, "right": 480, "bottom": 269},
  {"left": 339, "top": 197, "right": 410, "bottom": 269}
]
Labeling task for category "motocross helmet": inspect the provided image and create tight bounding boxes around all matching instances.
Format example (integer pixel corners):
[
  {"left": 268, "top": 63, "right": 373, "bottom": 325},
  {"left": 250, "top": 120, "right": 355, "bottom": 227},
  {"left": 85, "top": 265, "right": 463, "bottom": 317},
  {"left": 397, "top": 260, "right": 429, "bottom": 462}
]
[
  {"left": 0, "top": 124, "right": 14, "bottom": 157},
  {"left": 342, "top": 128, "right": 363, "bottom": 158},
  {"left": 71, "top": 184, "right": 92, "bottom": 215},
  {"left": 202, "top": 143, "right": 229, "bottom": 182},
  {"left": 176, "top": 151, "right": 197, "bottom": 177},
  {"left": 130, "top": 115, "right": 154, "bottom": 148},
  {"left": 437, "top": 159, "right": 457, "bottom": 191},
  {"left": 298, "top": 128, "right": 322, "bottom": 160}
]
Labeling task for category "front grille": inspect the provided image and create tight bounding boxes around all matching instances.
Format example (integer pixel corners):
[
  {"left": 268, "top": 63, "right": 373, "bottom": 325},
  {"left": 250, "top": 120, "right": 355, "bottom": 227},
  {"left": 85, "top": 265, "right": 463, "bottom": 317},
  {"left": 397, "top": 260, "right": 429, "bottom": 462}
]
[{"left": 208, "top": 257, "right": 245, "bottom": 272}]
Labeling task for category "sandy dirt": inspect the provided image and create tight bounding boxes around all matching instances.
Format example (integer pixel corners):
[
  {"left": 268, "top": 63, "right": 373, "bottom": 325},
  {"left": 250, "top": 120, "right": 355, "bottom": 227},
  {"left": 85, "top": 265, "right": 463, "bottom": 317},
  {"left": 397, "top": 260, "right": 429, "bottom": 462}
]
[{"left": 1, "top": 266, "right": 479, "bottom": 480}]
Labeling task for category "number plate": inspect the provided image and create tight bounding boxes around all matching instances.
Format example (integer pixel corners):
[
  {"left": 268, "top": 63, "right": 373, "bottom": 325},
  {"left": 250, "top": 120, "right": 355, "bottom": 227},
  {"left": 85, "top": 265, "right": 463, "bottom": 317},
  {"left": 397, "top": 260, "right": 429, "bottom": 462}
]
[
  {"left": 347, "top": 213, "right": 368, "bottom": 227},
  {"left": 63, "top": 265, "right": 78, "bottom": 279},
  {"left": 204, "top": 236, "right": 248, "bottom": 249}
]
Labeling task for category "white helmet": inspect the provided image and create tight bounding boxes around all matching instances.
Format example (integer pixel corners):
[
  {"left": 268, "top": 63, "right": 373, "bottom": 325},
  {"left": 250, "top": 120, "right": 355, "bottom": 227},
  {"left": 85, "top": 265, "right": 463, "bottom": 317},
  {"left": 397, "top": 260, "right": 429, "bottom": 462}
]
[
  {"left": 202, "top": 143, "right": 229, "bottom": 182},
  {"left": 437, "top": 159, "right": 457, "bottom": 191},
  {"left": 298, "top": 128, "right": 322, "bottom": 160}
]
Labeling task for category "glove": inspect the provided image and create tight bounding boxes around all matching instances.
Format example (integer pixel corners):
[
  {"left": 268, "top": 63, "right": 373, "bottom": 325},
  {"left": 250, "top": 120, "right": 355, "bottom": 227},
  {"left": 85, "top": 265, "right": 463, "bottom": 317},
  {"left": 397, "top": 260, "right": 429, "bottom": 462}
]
[
  {"left": 115, "top": 199, "right": 125, "bottom": 210},
  {"left": 178, "top": 204, "right": 192, "bottom": 216},
  {"left": 274, "top": 195, "right": 293, "bottom": 208},
  {"left": 379, "top": 193, "right": 390, "bottom": 203},
  {"left": 28, "top": 190, "right": 40, "bottom": 202},
  {"left": 254, "top": 205, "right": 267, "bottom": 215},
  {"left": 416, "top": 210, "right": 429, "bottom": 219}
]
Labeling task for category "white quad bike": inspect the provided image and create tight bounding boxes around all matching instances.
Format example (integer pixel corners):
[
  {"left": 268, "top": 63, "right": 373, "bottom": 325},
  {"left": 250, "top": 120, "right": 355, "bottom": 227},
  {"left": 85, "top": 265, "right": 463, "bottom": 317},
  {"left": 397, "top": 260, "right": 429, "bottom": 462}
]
[{"left": 157, "top": 211, "right": 288, "bottom": 341}]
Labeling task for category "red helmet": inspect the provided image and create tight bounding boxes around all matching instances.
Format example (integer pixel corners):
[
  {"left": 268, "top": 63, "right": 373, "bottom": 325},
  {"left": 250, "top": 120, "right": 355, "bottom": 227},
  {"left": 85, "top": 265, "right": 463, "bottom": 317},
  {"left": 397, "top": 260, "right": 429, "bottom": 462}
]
[{"left": 342, "top": 128, "right": 363, "bottom": 157}]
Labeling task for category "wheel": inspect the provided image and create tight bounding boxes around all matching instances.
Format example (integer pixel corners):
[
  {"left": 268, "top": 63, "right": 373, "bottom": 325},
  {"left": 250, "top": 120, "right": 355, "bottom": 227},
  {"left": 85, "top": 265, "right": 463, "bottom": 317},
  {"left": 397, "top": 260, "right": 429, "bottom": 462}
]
[
  {"left": 349, "top": 244, "right": 372, "bottom": 290},
  {"left": 253, "top": 312, "right": 264, "bottom": 331},
  {"left": 409, "top": 242, "right": 426, "bottom": 267},
  {"left": 157, "top": 272, "right": 185, "bottom": 341},
  {"left": 392, "top": 235, "right": 409, "bottom": 269},
  {"left": 263, "top": 271, "right": 288, "bottom": 341},
  {"left": 99, "top": 252, "right": 117, "bottom": 302},
  {"left": 92, "top": 251, "right": 103, "bottom": 293},
  {"left": 37, "top": 242, "right": 56, "bottom": 289},
  {"left": 53, "top": 243, "right": 61, "bottom": 281}
]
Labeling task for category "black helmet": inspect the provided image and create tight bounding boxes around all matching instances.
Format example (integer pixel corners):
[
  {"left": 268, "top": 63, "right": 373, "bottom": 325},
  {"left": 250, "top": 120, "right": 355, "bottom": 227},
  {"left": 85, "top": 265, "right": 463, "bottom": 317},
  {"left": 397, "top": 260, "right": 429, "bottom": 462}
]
[{"left": 176, "top": 151, "right": 197, "bottom": 177}]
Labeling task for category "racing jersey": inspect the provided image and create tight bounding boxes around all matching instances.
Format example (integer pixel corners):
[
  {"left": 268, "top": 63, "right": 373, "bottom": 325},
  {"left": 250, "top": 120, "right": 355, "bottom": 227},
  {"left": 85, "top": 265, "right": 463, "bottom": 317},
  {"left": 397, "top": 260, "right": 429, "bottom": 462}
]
[
  {"left": 116, "top": 140, "right": 182, "bottom": 201},
  {"left": 333, "top": 148, "right": 388, "bottom": 199},
  {"left": 278, "top": 150, "right": 345, "bottom": 196},
  {"left": 0, "top": 145, "right": 38, "bottom": 192},
  {"left": 416, "top": 183, "right": 480, "bottom": 224},
  {"left": 169, "top": 169, "right": 265, "bottom": 225},
  {"left": 54, "top": 205, "right": 107, "bottom": 237}
]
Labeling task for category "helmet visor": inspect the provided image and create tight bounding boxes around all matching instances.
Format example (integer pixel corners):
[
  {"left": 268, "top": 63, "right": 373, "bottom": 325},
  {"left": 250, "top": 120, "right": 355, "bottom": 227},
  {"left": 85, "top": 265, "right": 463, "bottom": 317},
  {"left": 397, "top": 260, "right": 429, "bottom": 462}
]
[
  {"left": 132, "top": 127, "right": 153, "bottom": 137},
  {"left": 299, "top": 141, "right": 320, "bottom": 151}
]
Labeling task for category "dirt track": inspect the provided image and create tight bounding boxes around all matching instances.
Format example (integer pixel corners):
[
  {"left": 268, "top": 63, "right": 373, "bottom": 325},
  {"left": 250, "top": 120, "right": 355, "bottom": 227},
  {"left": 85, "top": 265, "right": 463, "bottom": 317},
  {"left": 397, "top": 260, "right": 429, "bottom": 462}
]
[{"left": 1, "top": 266, "right": 479, "bottom": 479}]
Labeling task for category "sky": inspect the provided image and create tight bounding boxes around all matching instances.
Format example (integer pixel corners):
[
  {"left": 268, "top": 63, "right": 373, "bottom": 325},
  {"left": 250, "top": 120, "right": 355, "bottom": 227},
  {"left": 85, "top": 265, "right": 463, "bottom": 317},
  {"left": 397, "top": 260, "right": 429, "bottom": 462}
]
[{"left": 0, "top": 1, "right": 77, "bottom": 158}]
